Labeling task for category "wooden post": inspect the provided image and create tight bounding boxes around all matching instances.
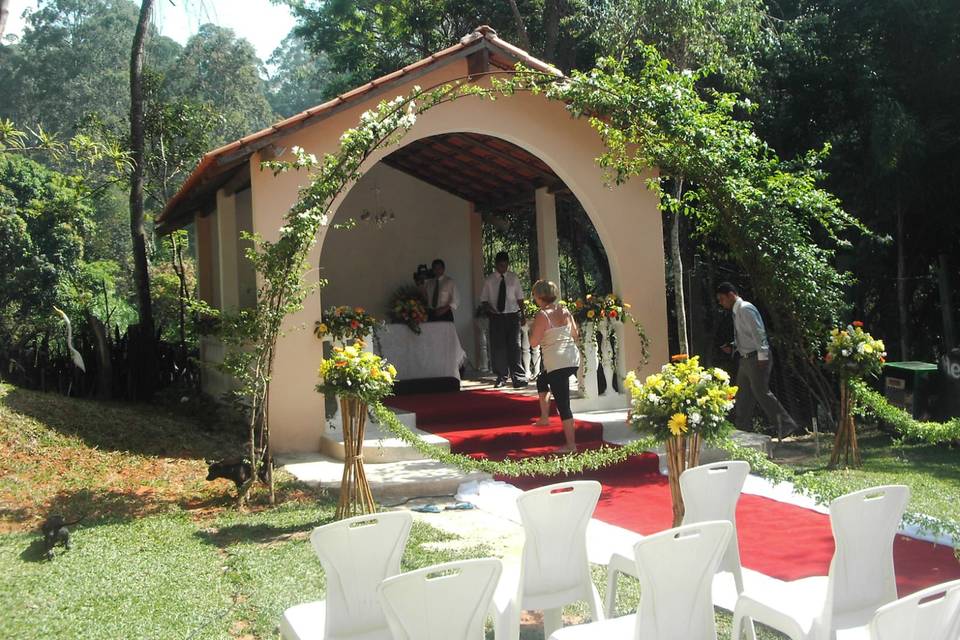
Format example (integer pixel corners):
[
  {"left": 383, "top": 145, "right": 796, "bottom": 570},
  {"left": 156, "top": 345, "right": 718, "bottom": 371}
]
[
  {"left": 335, "top": 396, "right": 377, "bottom": 520},
  {"left": 829, "top": 380, "right": 861, "bottom": 468}
]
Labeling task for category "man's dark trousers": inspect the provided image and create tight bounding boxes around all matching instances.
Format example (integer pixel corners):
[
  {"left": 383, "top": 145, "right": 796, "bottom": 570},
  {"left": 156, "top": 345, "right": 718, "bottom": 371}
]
[{"left": 489, "top": 312, "right": 525, "bottom": 382}]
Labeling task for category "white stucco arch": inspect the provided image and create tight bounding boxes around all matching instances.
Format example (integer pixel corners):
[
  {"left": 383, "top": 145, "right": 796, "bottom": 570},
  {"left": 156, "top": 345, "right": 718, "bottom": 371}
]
[{"left": 248, "top": 60, "right": 667, "bottom": 452}]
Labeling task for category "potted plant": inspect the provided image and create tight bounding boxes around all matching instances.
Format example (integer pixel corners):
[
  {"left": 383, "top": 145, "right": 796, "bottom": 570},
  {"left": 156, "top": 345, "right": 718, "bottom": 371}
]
[
  {"left": 824, "top": 322, "right": 886, "bottom": 467},
  {"left": 625, "top": 354, "right": 738, "bottom": 525},
  {"left": 317, "top": 342, "right": 397, "bottom": 519}
]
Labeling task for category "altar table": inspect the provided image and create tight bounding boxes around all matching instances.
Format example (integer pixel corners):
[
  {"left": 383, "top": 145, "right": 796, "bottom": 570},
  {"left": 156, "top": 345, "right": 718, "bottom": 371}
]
[{"left": 376, "top": 322, "right": 466, "bottom": 381}]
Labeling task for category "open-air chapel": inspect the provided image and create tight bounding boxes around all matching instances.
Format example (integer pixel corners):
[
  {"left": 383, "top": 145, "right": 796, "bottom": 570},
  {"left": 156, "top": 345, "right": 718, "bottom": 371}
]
[{"left": 152, "top": 25, "right": 960, "bottom": 640}]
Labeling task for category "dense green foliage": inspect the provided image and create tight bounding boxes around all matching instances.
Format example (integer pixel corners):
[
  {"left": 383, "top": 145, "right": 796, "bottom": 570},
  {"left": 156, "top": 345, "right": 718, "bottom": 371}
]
[{"left": 0, "top": 153, "right": 90, "bottom": 327}]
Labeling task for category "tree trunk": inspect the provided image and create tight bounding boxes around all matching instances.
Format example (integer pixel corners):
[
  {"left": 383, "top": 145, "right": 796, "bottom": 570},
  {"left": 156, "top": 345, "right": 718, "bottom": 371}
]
[
  {"left": 170, "top": 233, "right": 188, "bottom": 369},
  {"left": 938, "top": 253, "right": 956, "bottom": 349},
  {"left": 505, "top": 0, "right": 532, "bottom": 52},
  {"left": 129, "top": 0, "right": 157, "bottom": 399},
  {"left": 0, "top": 0, "right": 10, "bottom": 41},
  {"left": 85, "top": 311, "right": 113, "bottom": 400},
  {"left": 542, "top": 0, "right": 561, "bottom": 62},
  {"left": 671, "top": 178, "right": 689, "bottom": 354},
  {"left": 895, "top": 204, "right": 911, "bottom": 359}
]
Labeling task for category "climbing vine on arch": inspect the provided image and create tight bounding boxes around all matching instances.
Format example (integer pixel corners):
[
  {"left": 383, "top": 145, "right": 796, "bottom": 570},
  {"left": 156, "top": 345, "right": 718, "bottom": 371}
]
[{"left": 218, "top": 45, "right": 863, "bottom": 502}]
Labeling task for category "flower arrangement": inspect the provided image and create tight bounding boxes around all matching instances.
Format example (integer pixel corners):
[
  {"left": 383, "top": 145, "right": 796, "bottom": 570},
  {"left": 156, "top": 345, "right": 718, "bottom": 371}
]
[
  {"left": 625, "top": 355, "right": 738, "bottom": 442},
  {"left": 824, "top": 322, "right": 886, "bottom": 468},
  {"left": 522, "top": 298, "right": 541, "bottom": 320},
  {"left": 387, "top": 285, "right": 428, "bottom": 334},
  {"left": 626, "top": 354, "right": 738, "bottom": 525},
  {"left": 824, "top": 321, "right": 887, "bottom": 380},
  {"left": 316, "top": 342, "right": 397, "bottom": 404},
  {"left": 568, "top": 293, "right": 630, "bottom": 323},
  {"left": 314, "top": 305, "right": 380, "bottom": 344},
  {"left": 565, "top": 293, "right": 649, "bottom": 382}
]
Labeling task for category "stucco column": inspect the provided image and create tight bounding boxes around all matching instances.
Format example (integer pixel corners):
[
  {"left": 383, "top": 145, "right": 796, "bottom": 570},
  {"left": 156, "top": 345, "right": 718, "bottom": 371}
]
[
  {"left": 469, "top": 203, "right": 484, "bottom": 364},
  {"left": 195, "top": 212, "right": 215, "bottom": 305},
  {"left": 535, "top": 187, "right": 561, "bottom": 290},
  {"left": 215, "top": 189, "right": 240, "bottom": 311}
]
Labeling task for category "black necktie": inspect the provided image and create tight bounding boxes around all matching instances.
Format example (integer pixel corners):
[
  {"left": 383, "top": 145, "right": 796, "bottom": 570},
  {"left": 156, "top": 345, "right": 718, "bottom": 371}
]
[
  {"left": 432, "top": 279, "right": 440, "bottom": 309},
  {"left": 497, "top": 274, "right": 506, "bottom": 312}
]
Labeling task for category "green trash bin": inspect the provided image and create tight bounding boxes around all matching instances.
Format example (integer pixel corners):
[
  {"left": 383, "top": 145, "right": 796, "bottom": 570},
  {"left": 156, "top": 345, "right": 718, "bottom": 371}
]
[{"left": 883, "top": 361, "right": 939, "bottom": 419}]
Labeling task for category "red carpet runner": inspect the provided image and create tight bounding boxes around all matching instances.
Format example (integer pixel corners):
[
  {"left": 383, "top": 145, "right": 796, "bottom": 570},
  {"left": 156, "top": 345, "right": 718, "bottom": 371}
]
[{"left": 386, "top": 389, "right": 960, "bottom": 596}]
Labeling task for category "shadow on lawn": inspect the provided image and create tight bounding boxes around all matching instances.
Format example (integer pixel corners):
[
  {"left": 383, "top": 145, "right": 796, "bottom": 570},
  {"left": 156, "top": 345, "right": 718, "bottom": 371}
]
[
  {"left": 2, "top": 386, "right": 244, "bottom": 460},
  {"left": 195, "top": 521, "right": 321, "bottom": 548}
]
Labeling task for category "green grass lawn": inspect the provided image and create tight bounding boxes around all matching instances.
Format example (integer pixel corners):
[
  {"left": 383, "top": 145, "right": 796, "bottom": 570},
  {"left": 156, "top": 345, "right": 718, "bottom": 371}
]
[
  {"left": 780, "top": 427, "right": 960, "bottom": 526},
  {"left": 3, "top": 383, "right": 956, "bottom": 639}
]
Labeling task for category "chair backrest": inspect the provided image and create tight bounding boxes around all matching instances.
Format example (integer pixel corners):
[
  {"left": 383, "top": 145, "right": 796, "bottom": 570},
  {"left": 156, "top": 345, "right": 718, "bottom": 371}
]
[
  {"left": 824, "top": 485, "right": 910, "bottom": 624},
  {"left": 680, "top": 461, "right": 749, "bottom": 583},
  {"left": 632, "top": 521, "right": 732, "bottom": 640},
  {"left": 516, "top": 480, "right": 601, "bottom": 605},
  {"left": 311, "top": 511, "right": 413, "bottom": 638},
  {"left": 869, "top": 578, "right": 960, "bottom": 640},
  {"left": 378, "top": 558, "right": 503, "bottom": 640}
]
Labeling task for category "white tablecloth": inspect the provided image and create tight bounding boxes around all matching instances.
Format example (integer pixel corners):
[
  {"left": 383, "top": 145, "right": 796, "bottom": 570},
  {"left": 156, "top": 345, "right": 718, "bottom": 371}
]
[{"left": 376, "top": 322, "right": 467, "bottom": 380}]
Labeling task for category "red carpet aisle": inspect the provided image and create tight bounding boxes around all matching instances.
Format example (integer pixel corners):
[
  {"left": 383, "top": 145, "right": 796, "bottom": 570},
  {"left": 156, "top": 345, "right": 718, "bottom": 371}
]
[
  {"left": 386, "top": 389, "right": 604, "bottom": 457},
  {"left": 386, "top": 389, "right": 960, "bottom": 596}
]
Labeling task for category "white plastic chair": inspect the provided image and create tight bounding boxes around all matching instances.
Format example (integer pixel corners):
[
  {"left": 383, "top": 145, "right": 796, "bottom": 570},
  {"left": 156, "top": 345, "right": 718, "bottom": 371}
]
[
  {"left": 280, "top": 511, "right": 413, "bottom": 640},
  {"left": 864, "top": 578, "right": 960, "bottom": 640},
  {"left": 604, "top": 461, "right": 750, "bottom": 616},
  {"left": 731, "top": 485, "right": 910, "bottom": 640},
  {"left": 550, "top": 520, "right": 733, "bottom": 640},
  {"left": 378, "top": 558, "right": 503, "bottom": 640},
  {"left": 495, "top": 480, "right": 605, "bottom": 639}
]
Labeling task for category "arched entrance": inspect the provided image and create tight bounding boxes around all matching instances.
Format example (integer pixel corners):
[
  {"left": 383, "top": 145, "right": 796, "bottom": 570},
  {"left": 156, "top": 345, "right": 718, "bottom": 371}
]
[{"left": 249, "top": 71, "right": 668, "bottom": 453}]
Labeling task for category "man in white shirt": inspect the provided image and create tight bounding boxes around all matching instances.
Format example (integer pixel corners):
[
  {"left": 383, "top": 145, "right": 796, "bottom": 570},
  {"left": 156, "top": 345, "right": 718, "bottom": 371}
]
[
  {"left": 716, "top": 282, "right": 799, "bottom": 440},
  {"left": 479, "top": 251, "right": 527, "bottom": 388},
  {"left": 426, "top": 258, "right": 459, "bottom": 322}
]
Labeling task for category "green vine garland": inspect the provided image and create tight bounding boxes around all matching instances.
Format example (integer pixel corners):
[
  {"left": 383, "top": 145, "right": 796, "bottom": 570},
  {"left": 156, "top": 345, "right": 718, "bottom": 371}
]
[{"left": 849, "top": 380, "right": 960, "bottom": 445}]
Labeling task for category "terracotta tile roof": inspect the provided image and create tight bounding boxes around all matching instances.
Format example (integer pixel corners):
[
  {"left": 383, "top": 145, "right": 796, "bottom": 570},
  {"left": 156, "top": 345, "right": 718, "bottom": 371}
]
[{"left": 156, "top": 26, "right": 562, "bottom": 231}]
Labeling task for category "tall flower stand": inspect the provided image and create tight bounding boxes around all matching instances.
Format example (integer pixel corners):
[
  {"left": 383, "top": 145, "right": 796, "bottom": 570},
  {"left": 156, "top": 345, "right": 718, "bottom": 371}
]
[
  {"left": 665, "top": 432, "right": 702, "bottom": 526},
  {"left": 335, "top": 395, "right": 377, "bottom": 520},
  {"left": 829, "top": 380, "right": 861, "bottom": 468}
]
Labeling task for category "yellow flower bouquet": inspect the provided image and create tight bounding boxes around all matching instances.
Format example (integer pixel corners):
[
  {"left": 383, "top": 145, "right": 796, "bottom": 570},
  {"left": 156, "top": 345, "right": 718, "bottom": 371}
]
[
  {"left": 625, "top": 354, "right": 738, "bottom": 524},
  {"left": 317, "top": 342, "right": 397, "bottom": 404},
  {"left": 625, "top": 355, "right": 738, "bottom": 442},
  {"left": 824, "top": 321, "right": 886, "bottom": 380}
]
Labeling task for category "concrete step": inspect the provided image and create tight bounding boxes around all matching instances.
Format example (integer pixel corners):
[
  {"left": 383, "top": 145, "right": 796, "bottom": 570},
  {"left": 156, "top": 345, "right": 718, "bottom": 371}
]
[
  {"left": 279, "top": 452, "right": 491, "bottom": 499},
  {"left": 319, "top": 406, "right": 450, "bottom": 463}
]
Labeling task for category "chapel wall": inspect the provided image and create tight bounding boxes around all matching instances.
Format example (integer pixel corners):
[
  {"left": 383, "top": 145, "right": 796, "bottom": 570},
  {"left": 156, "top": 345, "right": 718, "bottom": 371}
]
[{"left": 320, "top": 163, "right": 476, "bottom": 360}]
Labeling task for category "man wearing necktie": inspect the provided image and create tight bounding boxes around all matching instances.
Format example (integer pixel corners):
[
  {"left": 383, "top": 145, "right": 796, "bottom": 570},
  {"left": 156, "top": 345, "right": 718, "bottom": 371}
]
[
  {"left": 426, "top": 258, "right": 458, "bottom": 322},
  {"left": 480, "top": 251, "right": 527, "bottom": 388},
  {"left": 716, "top": 282, "right": 799, "bottom": 440}
]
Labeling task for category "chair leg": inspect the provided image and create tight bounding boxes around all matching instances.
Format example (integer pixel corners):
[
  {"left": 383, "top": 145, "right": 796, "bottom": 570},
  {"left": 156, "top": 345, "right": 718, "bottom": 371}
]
[
  {"left": 543, "top": 608, "right": 563, "bottom": 638},
  {"left": 732, "top": 612, "right": 761, "bottom": 640},
  {"left": 588, "top": 583, "right": 606, "bottom": 622},
  {"left": 605, "top": 567, "right": 619, "bottom": 617},
  {"left": 492, "top": 596, "right": 520, "bottom": 640}
]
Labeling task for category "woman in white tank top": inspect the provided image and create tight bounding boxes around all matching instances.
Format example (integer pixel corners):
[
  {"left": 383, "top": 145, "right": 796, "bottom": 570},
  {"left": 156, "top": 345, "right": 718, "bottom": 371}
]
[{"left": 529, "top": 280, "right": 581, "bottom": 452}]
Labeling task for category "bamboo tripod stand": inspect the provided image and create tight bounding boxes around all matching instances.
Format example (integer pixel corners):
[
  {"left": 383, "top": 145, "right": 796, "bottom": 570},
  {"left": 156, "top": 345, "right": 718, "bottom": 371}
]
[
  {"left": 335, "top": 396, "right": 377, "bottom": 520},
  {"left": 829, "top": 380, "right": 862, "bottom": 468},
  {"left": 665, "top": 432, "right": 702, "bottom": 527}
]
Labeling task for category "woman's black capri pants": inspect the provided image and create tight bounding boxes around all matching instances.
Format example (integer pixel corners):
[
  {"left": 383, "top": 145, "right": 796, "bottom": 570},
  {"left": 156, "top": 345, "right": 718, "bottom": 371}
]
[{"left": 536, "top": 366, "right": 579, "bottom": 420}]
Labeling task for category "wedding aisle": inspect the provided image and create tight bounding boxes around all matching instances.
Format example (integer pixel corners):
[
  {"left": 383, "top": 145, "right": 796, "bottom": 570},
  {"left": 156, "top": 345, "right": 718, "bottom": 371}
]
[{"left": 386, "top": 388, "right": 960, "bottom": 597}]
